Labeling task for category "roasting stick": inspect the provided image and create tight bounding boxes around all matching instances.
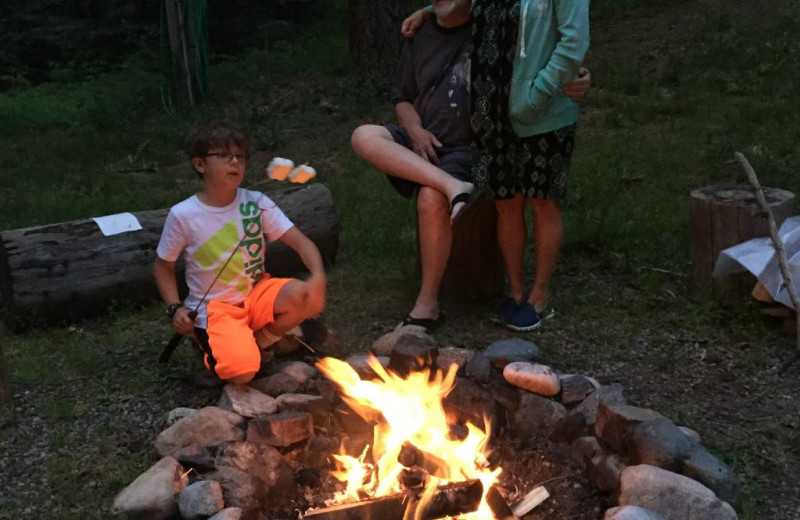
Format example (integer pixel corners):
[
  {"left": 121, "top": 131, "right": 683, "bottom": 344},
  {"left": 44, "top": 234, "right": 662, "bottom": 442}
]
[{"left": 735, "top": 152, "right": 800, "bottom": 371}]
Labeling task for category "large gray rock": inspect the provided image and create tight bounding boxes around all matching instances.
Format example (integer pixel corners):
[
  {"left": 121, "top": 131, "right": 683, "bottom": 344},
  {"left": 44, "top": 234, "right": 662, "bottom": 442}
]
[
  {"left": 249, "top": 373, "right": 302, "bottom": 396},
  {"left": 111, "top": 456, "right": 187, "bottom": 520},
  {"left": 465, "top": 352, "right": 492, "bottom": 383},
  {"left": 388, "top": 336, "right": 438, "bottom": 377},
  {"left": 513, "top": 394, "right": 567, "bottom": 438},
  {"left": 279, "top": 361, "right": 319, "bottom": 385},
  {"left": 628, "top": 418, "right": 697, "bottom": 471},
  {"left": 619, "top": 465, "right": 738, "bottom": 520},
  {"left": 591, "top": 453, "right": 626, "bottom": 492},
  {"left": 216, "top": 441, "right": 294, "bottom": 492},
  {"left": 604, "top": 505, "right": 666, "bottom": 520},
  {"left": 560, "top": 375, "right": 598, "bottom": 405},
  {"left": 204, "top": 466, "right": 268, "bottom": 513},
  {"left": 217, "top": 384, "right": 278, "bottom": 418},
  {"left": 443, "top": 377, "right": 496, "bottom": 433},
  {"left": 209, "top": 508, "right": 244, "bottom": 520},
  {"left": 247, "top": 412, "right": 314, "bottom": 447},
  {"left": 595, "top": 403, "right": 664, "bottom": 453},
  {"left": 436, "top": 347, "right": 474, "bottom": 374},
  {"left": 571, "top": 436, "right": 605, "bottom": 465},
  {"left": 484, "top": 338, "right": 540, "bottom": 368},
  {"left": 345, "top": 353, "right": 390, "bottom": 379},
  {"left": 573, "top": 383, "right": 625, "bottom": 425},
  {"left": 682, "top": 448, "right": 739, "bottom": 506},
  {"left": 371, "top": 326, "right": 433, "bottom": 357},
  {"left": 178, "top": 481, "right": 224, "bottom": 520},
  {"left": 503, "top": 362, "right": 560, "bottom": 396},
  {"left": 155, "top": 407, "right": 246, "bottom": 458},
  {"left": 164, "top": 407, "right": 197, "bottom": 427}
]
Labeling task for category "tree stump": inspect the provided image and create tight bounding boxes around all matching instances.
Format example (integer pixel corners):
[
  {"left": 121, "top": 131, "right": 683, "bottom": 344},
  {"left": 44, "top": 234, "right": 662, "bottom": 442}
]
[
  {"left": 689, "top": 184, "right": 796, "bottom": 298},
  {"left": 438, "top": 196, "right": 504, "bottom": 302},
  {"left": 0, "top": 184, "right": 338, "bottom": 329}
]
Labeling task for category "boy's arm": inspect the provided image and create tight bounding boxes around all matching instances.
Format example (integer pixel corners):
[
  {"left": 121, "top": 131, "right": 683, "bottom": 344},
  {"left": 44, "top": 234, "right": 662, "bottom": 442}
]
[
  {"left": 277, "top": 227, "right": 326, "bottom": 316},
  {"left": 153, "top": 257, "right": 194, "bottom": 335}
]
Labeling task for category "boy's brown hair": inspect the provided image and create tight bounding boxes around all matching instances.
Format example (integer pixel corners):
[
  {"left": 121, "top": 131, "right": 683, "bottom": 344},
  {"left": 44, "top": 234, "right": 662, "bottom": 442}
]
[{"left": 185, "top": 122, "right": 250, "bottom": 176}]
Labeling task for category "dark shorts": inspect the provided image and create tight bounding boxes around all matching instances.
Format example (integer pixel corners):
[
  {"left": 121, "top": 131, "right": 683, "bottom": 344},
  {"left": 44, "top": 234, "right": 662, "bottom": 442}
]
[{"left": 383, "top": 123, "right": 472, "bottom": 198}]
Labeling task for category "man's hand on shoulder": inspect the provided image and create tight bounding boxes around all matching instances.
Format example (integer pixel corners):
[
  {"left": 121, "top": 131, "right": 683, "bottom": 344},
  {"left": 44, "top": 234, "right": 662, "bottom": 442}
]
[
  {"left": 407, "top": 125, "right": 443, "bottom": 165},
  {"left": 401, "top": 8, "right": 432, "bottom": 38}
]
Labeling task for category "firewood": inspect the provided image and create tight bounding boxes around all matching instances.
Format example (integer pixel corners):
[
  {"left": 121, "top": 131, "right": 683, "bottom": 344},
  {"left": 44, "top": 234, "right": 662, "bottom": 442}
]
[
  {"left": 486, "top": 486, "right": 519, "bottom": 520},
  {"left": 510, "top": 486, "right": 550, "bottom": 517},
  {"left": 301, "top": 479, "right": 483, "bottom": 520},
  {"left": 751, "top": 281, "right": 775, "bottom": 303}
]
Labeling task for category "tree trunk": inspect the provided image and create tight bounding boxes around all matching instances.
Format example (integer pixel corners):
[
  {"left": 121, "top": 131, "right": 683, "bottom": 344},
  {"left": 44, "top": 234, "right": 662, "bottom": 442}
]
[
  {"left": 0, "top": 344, "right": 9, "bottom": 407},
  {"left": 0, "top": 184, "right": 338, "bottom": 329},
  {"left": 689, "top": 184, "right": 796, "bottom": 299},
  {"left": 348, "top": 0, "right": 410, "bottom": 80}
]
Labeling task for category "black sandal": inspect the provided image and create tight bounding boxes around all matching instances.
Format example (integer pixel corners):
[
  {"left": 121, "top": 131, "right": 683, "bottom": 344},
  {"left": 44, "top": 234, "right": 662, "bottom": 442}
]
[{"left": 400, "top": 313, "right": 446, "bottom": 333}]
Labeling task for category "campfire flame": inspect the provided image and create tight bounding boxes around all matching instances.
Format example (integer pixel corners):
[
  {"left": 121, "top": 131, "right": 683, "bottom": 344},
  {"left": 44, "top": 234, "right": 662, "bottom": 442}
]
[{"left": 316, "top": 355, "right": 502, "bottom": 519}]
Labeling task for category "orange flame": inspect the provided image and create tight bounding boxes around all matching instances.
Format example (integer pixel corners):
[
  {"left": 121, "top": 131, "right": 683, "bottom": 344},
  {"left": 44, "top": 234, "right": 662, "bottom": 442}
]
[{"left": 317, "top": 355, "right": 501, "bottom": 519}]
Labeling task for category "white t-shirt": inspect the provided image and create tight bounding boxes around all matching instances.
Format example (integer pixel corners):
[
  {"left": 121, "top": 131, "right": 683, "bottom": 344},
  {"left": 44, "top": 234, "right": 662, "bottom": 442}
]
[{"left": 157, "top": 188, "right": 294, "bottom": 328}]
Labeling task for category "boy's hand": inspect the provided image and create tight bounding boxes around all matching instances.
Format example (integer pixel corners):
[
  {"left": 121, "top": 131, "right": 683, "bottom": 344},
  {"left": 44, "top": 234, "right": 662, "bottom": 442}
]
[
  {"left": 303, "top": 274, "right": 326, "bottom": 318},
  {"left": 172, "top": 306, "right": 196, "bottom": 335},
  {"left": 401, "top": 8, "right": 431, "bottom": 38},
  {"left": 563, "top": 67, "right": 592, "bottom": 102}
]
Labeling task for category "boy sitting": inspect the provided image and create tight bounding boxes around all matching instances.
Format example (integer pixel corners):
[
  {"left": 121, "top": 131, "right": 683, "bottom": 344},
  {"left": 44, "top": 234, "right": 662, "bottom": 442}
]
[{"left": 153, "top": 122, "right": 326, "bottom": 384}]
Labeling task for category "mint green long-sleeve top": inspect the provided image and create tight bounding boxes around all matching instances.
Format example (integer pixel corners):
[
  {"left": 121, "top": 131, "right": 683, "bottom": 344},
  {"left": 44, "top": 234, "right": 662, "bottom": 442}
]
[
  {"left": 509, "top": 0, "right": 590, "bottom": 137},
  {"left": 423, "top": 0, "right": 590, "bottom": 137}
]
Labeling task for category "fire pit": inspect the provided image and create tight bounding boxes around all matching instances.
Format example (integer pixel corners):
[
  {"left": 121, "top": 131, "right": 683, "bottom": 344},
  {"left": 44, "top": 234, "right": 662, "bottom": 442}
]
[{"left": 112, "top": 331, "right": 740, "bottom": 520}]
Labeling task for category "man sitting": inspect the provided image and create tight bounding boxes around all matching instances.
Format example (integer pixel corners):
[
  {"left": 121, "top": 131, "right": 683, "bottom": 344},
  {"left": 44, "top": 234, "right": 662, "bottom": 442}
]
[{"left": 351, "top": 0, "right": 475, "bottom": 332}]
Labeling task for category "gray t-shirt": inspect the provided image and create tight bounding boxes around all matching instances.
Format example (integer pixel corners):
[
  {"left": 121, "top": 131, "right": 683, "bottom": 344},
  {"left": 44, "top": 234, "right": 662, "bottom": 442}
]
[{"left": 391, "top": 18, "right": 472, "bottom": 148}]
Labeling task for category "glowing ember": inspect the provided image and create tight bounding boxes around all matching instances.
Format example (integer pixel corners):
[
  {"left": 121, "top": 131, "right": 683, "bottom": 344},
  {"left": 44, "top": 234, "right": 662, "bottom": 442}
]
[{"left": 316, "top": 355, "right": 502, "bottom": 519}]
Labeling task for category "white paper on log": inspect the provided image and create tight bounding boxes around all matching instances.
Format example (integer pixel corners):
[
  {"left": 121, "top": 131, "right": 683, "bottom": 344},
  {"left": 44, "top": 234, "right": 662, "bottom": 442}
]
[
  {"left": 713, "top": 215, "right": 800, "bottom": 309},
  {"left": 92, "top": 212, "right": 143, "bottom": 236}
]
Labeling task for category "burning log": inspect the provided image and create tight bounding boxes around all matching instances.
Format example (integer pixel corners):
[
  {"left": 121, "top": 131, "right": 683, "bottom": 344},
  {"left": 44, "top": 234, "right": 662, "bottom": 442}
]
[
  {"left": 486, "top": 486, "right": 519, "bottom": 520},
  {"left": 302, "top": 479, "right": 484, "bottom": 520}
]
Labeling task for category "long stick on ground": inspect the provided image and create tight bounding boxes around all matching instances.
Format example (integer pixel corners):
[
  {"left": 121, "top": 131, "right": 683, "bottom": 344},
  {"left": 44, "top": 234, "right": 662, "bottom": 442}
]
[{"left": 735, "top": 152, "right": 800, "bottom": 370}]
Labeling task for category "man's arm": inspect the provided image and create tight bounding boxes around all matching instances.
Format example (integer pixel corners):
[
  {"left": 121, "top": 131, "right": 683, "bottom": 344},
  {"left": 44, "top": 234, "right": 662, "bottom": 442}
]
[
  {"left": 277, "top": 227, "right": 326, "bottom": 317},
  {"left": 396, "top": 101, "right": 442, "bottom": 164},
  {"left": 401, "top": 7, "right": 433, "bottom": 37},
  {"left": 153, "top": 257, "right": 194, "bottom": 335}
]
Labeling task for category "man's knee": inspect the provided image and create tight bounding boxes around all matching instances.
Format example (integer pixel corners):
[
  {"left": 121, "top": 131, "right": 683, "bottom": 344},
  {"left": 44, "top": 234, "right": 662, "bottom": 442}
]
[
  {"left": 351, "top": 124, "right": 386, "bottom": 157},
  {"left": 417, "top": 186, "right": 449, "bottom": 220}
]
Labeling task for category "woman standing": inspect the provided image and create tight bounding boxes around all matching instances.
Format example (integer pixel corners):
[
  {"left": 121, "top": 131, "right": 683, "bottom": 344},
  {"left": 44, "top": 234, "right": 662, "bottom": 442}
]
[{"left": 470, "top": 0, "right": 590, "bottom": 331}]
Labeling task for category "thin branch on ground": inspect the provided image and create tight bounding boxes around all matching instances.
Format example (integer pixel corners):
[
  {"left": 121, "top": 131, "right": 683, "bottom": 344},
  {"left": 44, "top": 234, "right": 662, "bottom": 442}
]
[{"left": 735, "top": 152, "right": 800, "bottom": 372}]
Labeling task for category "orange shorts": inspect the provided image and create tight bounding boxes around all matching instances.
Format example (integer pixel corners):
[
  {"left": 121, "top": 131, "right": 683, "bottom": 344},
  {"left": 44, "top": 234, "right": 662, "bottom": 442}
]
[{"left": 202, "top": 277, "right": 293, "bottom": 380}]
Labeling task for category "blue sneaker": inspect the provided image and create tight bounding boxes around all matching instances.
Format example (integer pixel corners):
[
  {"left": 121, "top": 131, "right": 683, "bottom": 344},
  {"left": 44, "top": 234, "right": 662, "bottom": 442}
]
[
  {"left": 498, "top": 297, "right": 521, "bottom": 322},
  {"left": 505, "top": 302, "right": 541, "bottom": 332}
]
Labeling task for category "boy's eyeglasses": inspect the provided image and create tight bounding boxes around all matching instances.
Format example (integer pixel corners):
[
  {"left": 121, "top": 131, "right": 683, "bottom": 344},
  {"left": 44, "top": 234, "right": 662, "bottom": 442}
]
[{"left": 205, "top": 152, "right": 247, "bottom": 163}]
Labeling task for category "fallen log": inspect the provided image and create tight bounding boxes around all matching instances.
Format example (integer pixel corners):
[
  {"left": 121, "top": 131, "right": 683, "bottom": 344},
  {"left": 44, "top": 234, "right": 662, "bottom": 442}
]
[
  {"left": 0, "top": 184, "right": 338, "bottom": 328},
  {"left": 302, "top": 479, "right": 483, "bottom": 520}
]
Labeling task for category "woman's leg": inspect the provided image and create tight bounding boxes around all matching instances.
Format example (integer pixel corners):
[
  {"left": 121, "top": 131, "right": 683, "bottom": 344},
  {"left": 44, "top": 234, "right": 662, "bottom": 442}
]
[
  {"left": 527, "top": 198, "right": 563, "bottom": 311},
  {"left": 495, "top": 194, "right": 528, "bottom": 303}
]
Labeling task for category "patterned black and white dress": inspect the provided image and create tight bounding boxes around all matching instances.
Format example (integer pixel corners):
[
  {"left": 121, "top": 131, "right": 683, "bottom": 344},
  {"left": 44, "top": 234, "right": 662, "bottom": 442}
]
[{"left": 470, "top": 0, "right": 576, "bottom": 201}]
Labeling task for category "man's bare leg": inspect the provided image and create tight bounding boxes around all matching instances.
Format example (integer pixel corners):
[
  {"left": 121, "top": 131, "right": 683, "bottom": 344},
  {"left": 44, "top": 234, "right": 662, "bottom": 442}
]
[
  {"left": 495, "top": 194, "right": 528, "bottom": 303},
  {"left": 351, "top": 125, "right": 474, "bottom": 219},
  {"left": 527, "top": 198, "right": 563, "bottom": 311},
  {"left": 409, "top": 186, "right": 452, "bottom": 320}
]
